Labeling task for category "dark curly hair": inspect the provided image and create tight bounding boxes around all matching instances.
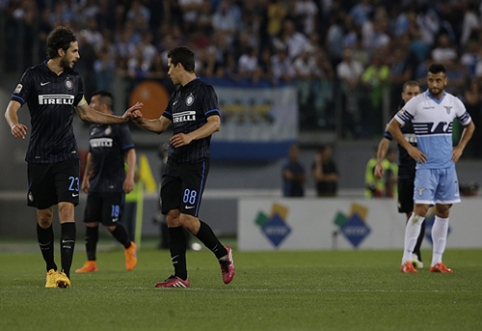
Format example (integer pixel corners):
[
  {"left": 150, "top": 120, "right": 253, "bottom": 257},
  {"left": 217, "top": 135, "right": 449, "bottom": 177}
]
[{"left": 46, "top": 26, "right": 77, "bottom": 59}]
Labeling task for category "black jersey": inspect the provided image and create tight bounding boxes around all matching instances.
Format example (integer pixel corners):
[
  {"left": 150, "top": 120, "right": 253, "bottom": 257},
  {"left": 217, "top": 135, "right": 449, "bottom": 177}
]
[
  {"left": 11, "top": 62, "right": 85, "bottom": 164},
  {"left": 384, "top": 111, "right": 417, "bottom": 179},
  {"left": 162, "top": 78, "right": 220, "bottom": 164},
  {"left": 88, "top": 123, "right": 134, "bottom": 193}
]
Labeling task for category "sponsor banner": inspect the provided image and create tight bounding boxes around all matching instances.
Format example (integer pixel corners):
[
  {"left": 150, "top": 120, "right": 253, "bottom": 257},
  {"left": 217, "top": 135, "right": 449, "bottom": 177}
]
[
  {"left": 210, "top": 85, "right": 298, "bottom": 159},
  {"left": 238, "top": 198, "right": 482, "bottom": 251}
]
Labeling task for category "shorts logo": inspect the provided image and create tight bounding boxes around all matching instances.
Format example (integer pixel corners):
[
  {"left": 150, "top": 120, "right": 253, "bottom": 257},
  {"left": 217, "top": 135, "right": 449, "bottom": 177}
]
[
  {"left": 185, "top": 205, "right": 195, "bottom": 210},
  {"left": 185, "top": 94, "right": 195, "bottom": 106},
  {"left": 14, "top": 84, "right": 23, "bottom": 94},
  {"left": 28, "top": 191, "right": 34, "bottom": 202},
  {"left": 72, "top": 193, "right": 79, "bottom": 197},
  {"left": 417, "top": 188, "right": 426, "bottom": 196},
  {"left": 65, "top": 78, "right": 73, "bottom": 90}
]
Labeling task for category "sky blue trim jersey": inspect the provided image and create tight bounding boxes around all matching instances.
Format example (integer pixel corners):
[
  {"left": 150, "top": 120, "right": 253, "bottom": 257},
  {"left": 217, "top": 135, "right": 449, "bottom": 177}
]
[{"left": 394, "top": 90, "right": 472, "bottom": 169}]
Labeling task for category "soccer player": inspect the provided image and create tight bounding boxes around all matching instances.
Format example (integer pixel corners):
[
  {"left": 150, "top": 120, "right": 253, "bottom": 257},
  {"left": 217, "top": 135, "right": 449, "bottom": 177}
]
[
  {"left": 126, "top": 46, "right": 235, "bottom": 288},
  {"left": 388, "top": 64, "right": 475, "bottom": 274},
  {"left": 75, "top": 91, "right": 138, "bottom": 274},
  {"left": 374, "top": 81, "right": 424, "bottom": 267},
  {"left": 4, "top": 26, "right": 142, "bottom": 288}
]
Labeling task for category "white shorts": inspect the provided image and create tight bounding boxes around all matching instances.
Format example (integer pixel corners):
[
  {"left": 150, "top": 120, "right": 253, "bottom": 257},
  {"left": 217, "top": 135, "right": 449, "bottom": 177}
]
[{"left": 413, "top": 167, "right": 460, "bottom": 205}]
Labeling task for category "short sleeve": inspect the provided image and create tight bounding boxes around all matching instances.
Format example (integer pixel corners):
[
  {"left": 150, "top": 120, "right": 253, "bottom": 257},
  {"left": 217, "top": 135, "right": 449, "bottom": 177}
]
[{"left": 11, "top": 68, "right": 33, "bottom": 105}]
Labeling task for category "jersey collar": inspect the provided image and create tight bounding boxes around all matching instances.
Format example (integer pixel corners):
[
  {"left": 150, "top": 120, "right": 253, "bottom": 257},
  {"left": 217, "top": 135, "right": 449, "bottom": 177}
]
[{"left": 425, "top": 89, "right": 446, "bottom": 104}]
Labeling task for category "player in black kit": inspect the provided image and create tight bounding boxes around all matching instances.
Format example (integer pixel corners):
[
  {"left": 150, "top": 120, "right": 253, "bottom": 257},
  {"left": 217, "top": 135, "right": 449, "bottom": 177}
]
[
  {"left": 75, "top": 91, "right": 138, "bottom": 274},
  {"left": 374, "top": 80, "right": 425, "bottom": 268},
  {"left": 4, "top": 26, "right": 142, "bottom": 288},
  {"left": 127, "top": 46, "right": 235, "bottom": 288}
]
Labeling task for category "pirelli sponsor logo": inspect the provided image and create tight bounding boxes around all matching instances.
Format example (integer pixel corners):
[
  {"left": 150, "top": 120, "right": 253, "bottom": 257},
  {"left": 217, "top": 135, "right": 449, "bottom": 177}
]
[
  {"left": 173, "top": 111, "right": 196, "bottom": 123},
  {"left": 38, "top": 94, "right": 75, "bottom": 105},
  {"left": 90, "top": 138, "right": 113, "bottom": 148}
]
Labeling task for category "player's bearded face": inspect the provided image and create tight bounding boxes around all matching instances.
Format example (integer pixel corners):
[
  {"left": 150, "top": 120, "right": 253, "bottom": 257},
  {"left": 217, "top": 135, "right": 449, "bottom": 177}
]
[
  {"left": 60, "top": 41, "right": 80, "bottom": 69},
  {"left": 427, "top": 72, "right": 447, "bottom": 97}
]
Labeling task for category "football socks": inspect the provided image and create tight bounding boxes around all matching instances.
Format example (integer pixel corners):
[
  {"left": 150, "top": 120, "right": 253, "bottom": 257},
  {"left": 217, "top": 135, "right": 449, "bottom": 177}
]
[
  {"left": 196, "top": 220, "right": 228, "bottom": 259},
  {"left": 169, "top": 226, "right": 188, "bottom": 280},
  {"left": 37, "top": 223, "right": 57, "bottom": 272},
  {"left": 85, "top": 225, "right": 99, "bottom": 261},
  {"left": 60, "top": 222, "right": 76, "bottom": 278},
  {"left": 431, "top": 216, "right": 449, "bottom": 266},
  {"left": 402, "top": 213, "right": 424, "bottom": 263}
]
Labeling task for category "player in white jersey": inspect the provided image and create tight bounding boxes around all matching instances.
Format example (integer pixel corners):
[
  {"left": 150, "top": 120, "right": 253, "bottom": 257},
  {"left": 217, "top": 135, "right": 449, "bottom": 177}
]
[{"left": 388, "top": 63, "right": 475, "bottom": 274}]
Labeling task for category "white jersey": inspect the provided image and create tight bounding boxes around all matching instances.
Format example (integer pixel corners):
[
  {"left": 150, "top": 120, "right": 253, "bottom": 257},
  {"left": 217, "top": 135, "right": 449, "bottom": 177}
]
[{"left": 395, "top": 90, "right": 472, "bottom": 169}]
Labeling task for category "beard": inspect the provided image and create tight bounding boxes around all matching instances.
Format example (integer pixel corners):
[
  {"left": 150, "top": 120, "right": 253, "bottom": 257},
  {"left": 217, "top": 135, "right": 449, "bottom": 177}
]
[{"left": 59, "top": 56, "right": 73, "bottom": 70}]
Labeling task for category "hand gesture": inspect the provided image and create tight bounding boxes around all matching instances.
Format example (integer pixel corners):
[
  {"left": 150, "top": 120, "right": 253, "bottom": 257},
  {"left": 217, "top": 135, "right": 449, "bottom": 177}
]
[
  {"left": 374, "top": 163, "right": 384, "bottom": 178},
  {"left": 407, "top": 145, "right": 427, "bottom": 164},
  {"left": 10, "top": 123, "right": 28, "bottom": 139},
  {"left": 170, "top": 133, "right": 192, "bottom": 148},
  {"left": 452, "top": 146, "right": 464, "bottom": 163},
  {"left": 122, "top": 102, "right": 143, "bottom": 120},
  {"left": 123, "top": 176, "right": 135, "bottom": 194}
]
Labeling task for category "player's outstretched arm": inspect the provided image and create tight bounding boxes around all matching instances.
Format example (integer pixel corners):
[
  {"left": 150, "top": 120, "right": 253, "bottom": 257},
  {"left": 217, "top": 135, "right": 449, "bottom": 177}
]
[
  {"left": 452, "top": 121, "right": 475, "bottom": 163},
  {"left": 76, "top": 101, "right": 143, "bottom": 124},
  {"left": 127, "top": 109, "right": 172, "bottom": 134},
  {"left": 5, "top": 100, "right": 28, "bottom": 140}
]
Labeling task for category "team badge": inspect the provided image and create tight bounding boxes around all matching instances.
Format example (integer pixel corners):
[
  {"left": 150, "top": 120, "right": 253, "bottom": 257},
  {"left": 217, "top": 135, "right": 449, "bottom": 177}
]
[
  {"left": 417, "top": 188, "right": 426, "bottom": 196},
  {"left": 65, "top": 78, "right": 73, "bottom": 90},
  {"left": 185, "top": 93, "right": 194, "bottom": 106},
  {"left": 14, "top": 84, "right": 23, "bottom": 94},
  {"left": 444, "top": 106, "right": 452, "bottom": 114},
  {"left": 105, "top": 126, "right": 112, "bottom": 135}
]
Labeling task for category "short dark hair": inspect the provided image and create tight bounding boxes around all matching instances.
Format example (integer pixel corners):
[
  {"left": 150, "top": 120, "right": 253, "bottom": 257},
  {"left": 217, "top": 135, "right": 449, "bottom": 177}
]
[
  {"left": 167, "top": 46, "right": 195, "bottom": 73},
  {"left": 46, "top": 26, "right": 77, "bottom": 59},
  {"left": 402, "top": 80, "right": 420, "bottom": 91},
  {"left": 428, "top": 63, "right": 446, "bottom": 75},
  {"left": 91, "top": 90, "right": 114, "bottom": 111}
]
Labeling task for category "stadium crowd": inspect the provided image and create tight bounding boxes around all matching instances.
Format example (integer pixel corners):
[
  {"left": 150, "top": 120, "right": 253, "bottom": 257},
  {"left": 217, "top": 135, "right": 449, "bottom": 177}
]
[{"left": 1, "top": 0, "right": 482, "bottom": 147}]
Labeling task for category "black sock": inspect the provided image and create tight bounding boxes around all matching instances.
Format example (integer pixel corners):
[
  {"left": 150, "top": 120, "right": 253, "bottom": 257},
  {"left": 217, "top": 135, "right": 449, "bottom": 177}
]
[
  {"left": 37, "top": 223, "right": 57, "bottom": 272},
  {"left": 169, "top": 226, "right": 187, "bottom": 280},
  {"left": 85, "top": 226, "right": 99, "bottom": 261},
  {"left": 413, "top": 220, "right": 426, "bottom": 261},
  {"left": 195, "top": 220, "right": 227, "bottom": 260},
  {"left": 60, "top": 222, "right": 76, "bottom": 278},
  {"left": 110, "top": 224, "right": 132, "bottom": 248}
]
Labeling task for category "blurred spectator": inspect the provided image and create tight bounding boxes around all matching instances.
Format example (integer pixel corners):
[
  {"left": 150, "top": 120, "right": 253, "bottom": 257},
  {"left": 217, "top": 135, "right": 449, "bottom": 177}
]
[
  {"left": 179, "top": 0, "right": 204, "bottom": 33},
  {"left": 238, "top": 46, "right": 258, "bottom": 79},
  {"left": 126, "top": 0, "right": 150, "bottom": 30},
  {"left": 282, "top": 144, "right": 306, "bottom": 197},
  {"left": 336, "top": 47, "right": 364, "bottom": 138},
  {"left": 349, "top": 0, "right": 372, "bottom": 27},
  {"left": 212, "top": 0, "right": 241, "bottom": 46},
  {"left": 312, "top": 145, "right": 339, "bottom": 197},
  {"left": 267, "top": 0, "right": 288, "bottom": 38},
  {"left": 431, "top": 34, "right": 458, "bottom": 63},
  {"left": 461, "top": 2, "right": 480, "bottom": 47},
  {"left": 293, "top": 0, "right": 318, "bottom": 36},
  {"left": 464, "top": 78, "right": 482, "bottom": 158},
  {"left": 271, "top": 47, "right": 295, "bottom": 85}
]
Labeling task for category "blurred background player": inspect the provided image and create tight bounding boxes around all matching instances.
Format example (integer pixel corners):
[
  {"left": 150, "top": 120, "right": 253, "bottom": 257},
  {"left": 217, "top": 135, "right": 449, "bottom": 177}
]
[
  {"left": 282, "top": 144, "right": 306, "bottom": 197},
  {"left": 375, "top": 80, "right": 423, "bottom": 267},
  {"left": 76, "top": 90, "right": 138, "bottom": 273},
  {"left": 312, "top": 145, "right": 339, "bottom": 197}
]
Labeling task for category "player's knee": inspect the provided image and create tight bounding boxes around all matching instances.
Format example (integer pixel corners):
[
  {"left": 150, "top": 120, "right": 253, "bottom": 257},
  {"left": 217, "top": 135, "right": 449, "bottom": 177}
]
[
  {"left": 58, "top": 202, "right": 75, "bottom": 223},
  {"left": 166, "top": 210, "right": 181, "bottom": 227},
  {"left": 37, "top": 209, "right": 53, "bottom": 228}
]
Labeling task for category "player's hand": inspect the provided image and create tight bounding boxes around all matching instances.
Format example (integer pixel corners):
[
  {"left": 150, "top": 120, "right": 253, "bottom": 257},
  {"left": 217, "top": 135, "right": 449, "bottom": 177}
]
[
  {"left": 122, "top": 102, "right": 143, "bottom": 119},
  {"left": 374, "top": 163, "right": 384, "bottom": 178},
  {"left": 81, "top": 179, "right": 89, "bottom": 194},
  {"left": 170, "top": 133, "right": 192, "bottom": 148},
  {"left": 10, "top": 123, "right": 27, "bottom": 139},
  {"left": 123, "top": 177, "right": 135, "bottom": 193},
  {"left": 129, "top": 110, "right": 145, "bottom": 123},
  {"left": 407, "top": 146, "right": 427, "bottom": 163},
  {"left": 452, "top": 146, "right": 464, "bottom": 163}
]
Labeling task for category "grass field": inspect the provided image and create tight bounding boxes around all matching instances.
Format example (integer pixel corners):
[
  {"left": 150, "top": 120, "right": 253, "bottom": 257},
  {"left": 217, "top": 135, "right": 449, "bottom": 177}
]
[{"left": 0, "top": 239, "right": 481, "bottom": 331}]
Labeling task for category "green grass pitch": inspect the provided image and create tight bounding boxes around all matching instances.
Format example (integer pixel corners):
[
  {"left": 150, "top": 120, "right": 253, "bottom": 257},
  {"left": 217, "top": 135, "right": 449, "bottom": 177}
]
[{"left": 0, "top": 240, "right": 481, "bottom": 331}]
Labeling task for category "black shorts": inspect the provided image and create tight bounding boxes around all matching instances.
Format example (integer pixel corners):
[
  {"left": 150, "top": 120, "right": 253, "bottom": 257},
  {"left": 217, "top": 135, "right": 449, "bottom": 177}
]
[
  {"left": 83, "top": 192, "right": 124, "bottom": 226},
  {"left": 160, "top": 160, "right": 209, "bottom": 217},
  {"left": 397, "top": 177, "right": 415, "bottom": 214},
  {"left": 27, "top": 159, "right": 80, "bottom": 209}
]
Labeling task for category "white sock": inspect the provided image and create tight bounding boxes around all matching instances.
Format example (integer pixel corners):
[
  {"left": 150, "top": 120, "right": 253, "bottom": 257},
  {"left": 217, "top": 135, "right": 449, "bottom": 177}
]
[
  {"left": 402, "top": 213, "right": 424, "bottom": 263},
  {"left": 431, "top": 216, "right": 449, "bottom": 266}
]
